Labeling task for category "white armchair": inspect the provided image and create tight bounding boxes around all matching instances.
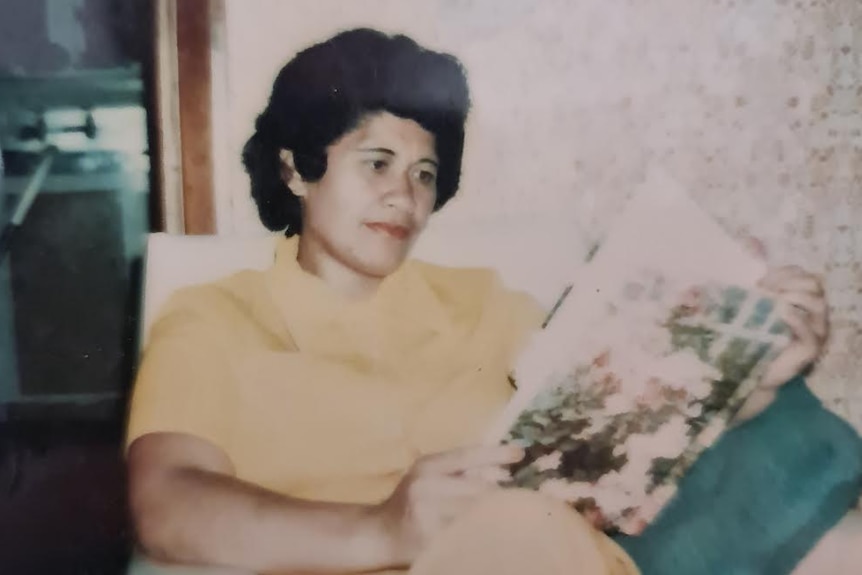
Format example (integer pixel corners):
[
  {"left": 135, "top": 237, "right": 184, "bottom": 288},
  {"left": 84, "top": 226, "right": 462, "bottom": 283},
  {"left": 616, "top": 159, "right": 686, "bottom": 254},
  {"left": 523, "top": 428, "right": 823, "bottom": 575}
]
[
  {"left": 131, "top": 232, "right": 861, "bottom": 575},
  {"left": 139, "top": 232, "right": 280, "bottom": 348}
]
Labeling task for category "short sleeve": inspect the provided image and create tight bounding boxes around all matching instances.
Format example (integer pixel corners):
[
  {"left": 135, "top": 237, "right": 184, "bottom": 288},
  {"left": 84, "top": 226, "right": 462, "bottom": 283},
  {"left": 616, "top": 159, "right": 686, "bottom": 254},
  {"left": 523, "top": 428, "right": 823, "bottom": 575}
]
[{"left": 125, "top": 288, "right": 237, "bottom": 454}]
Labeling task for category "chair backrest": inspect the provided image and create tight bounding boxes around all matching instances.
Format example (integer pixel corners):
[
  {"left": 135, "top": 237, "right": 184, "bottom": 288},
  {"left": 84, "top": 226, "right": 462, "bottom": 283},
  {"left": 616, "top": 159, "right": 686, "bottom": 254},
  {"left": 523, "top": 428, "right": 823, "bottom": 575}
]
[{"left": 139, "top": 232, "right": 280, "bottom": 347}]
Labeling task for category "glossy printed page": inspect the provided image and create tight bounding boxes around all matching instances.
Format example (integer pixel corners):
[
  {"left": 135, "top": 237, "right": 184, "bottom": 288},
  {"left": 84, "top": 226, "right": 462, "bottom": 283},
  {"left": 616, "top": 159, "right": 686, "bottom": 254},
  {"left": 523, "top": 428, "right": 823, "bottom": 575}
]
[{"left": 487, "top": 170, "right": 791, "bottom": 535}]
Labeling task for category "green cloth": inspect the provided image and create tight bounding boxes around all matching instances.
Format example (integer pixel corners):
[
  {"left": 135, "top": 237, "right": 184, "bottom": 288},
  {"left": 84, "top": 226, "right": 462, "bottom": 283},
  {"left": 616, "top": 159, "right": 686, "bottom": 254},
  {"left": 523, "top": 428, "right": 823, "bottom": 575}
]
[{"left": 616, "top": 377, "right": 862, "bottom": 574}]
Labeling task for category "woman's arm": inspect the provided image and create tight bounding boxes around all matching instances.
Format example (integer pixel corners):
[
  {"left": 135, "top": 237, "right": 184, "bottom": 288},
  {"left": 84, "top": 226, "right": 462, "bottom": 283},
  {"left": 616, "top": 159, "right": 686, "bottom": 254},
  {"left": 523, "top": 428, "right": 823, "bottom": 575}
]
[
  {"left": 128, "top": 432, "right": 392, "bottom": 574},
  {"left": 128, "top": 432, "right": 523, "bottom": 574}
]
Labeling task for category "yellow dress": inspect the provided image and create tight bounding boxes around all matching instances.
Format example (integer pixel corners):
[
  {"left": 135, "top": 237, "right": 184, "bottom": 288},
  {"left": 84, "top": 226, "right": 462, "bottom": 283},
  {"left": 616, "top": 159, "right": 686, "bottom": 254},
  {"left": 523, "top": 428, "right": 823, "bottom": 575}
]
[{"left": 126, "top": 235, "right": 639, "bottom": 575}]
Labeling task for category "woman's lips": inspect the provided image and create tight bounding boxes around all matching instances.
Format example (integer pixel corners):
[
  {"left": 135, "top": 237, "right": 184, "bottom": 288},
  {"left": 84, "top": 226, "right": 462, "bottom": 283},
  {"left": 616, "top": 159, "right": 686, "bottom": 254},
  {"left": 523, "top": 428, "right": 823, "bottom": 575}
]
[{"left": 365, "top": 222, "right": 411, "bottom": 240}]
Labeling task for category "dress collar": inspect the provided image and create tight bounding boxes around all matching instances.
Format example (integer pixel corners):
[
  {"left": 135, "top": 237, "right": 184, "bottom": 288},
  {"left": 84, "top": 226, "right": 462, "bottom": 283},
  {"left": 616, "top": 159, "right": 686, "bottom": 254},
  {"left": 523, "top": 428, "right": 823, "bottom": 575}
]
[{"left": 264, "top": 235, "right": 452, "bottom": 368}]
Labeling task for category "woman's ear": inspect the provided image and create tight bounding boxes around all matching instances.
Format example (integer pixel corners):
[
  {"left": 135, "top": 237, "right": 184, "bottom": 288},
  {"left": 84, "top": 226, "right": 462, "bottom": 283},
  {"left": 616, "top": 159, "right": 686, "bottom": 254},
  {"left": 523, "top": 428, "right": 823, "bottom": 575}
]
[{"left": 279, "top": 149, "right": 308, "bottom": 198}]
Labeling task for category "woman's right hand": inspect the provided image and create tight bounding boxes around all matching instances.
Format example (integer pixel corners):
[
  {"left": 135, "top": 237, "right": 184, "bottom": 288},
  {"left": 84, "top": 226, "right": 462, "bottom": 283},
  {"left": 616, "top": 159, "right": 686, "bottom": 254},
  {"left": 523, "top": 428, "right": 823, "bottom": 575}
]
[{"left": 374, "top": 444, "right": 525, "bottom": 567}]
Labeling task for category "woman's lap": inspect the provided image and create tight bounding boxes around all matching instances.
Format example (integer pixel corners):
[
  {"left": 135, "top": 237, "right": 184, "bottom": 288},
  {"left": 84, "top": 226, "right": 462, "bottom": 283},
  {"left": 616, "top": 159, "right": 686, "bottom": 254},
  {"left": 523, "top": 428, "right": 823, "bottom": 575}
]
[
  {"left": 126, "top": 378, "right": 861, "bottom": 575},
  {"left": 409, "top": 489, "right": 638, "bottom": 575},
  {"left": 614, "top": 377, "right": 862, "bottom": 575}
]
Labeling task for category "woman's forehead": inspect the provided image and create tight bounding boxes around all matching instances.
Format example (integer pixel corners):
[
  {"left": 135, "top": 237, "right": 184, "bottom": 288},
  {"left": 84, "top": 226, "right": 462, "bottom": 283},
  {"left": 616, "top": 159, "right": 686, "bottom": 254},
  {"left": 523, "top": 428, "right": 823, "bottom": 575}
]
[{"left": 341, "top": 111, "right": 436, "bottom": 156}]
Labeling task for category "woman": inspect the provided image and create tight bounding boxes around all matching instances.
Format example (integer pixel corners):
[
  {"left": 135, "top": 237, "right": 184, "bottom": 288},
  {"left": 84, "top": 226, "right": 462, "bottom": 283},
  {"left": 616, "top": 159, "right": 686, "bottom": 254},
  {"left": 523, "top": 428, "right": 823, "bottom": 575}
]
[{"left": 126, "top": 28, "right": 861, "bottom": 575}]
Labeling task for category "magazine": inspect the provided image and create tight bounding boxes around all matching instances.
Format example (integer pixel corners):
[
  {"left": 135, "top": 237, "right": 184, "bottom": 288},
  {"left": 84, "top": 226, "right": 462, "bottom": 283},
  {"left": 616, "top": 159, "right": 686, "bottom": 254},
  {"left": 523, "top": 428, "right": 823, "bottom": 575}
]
[{"left": 485, "top": 169, "right": 792, "bottom": 535}]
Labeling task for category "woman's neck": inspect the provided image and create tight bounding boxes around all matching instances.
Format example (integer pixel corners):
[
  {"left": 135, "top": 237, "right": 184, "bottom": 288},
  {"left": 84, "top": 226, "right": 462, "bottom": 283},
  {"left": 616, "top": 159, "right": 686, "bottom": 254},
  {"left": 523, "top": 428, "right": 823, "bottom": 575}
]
[{"left": 296, "top": 237, "right": 383, "bottom": 300}]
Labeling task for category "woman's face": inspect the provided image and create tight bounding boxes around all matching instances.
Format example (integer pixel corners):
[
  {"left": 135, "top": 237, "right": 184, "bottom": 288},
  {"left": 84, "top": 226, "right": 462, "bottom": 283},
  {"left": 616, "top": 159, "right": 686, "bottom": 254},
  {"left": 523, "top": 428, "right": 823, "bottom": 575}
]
[{"left": 284, "top": 111, "right": 439, "bottom": 296}]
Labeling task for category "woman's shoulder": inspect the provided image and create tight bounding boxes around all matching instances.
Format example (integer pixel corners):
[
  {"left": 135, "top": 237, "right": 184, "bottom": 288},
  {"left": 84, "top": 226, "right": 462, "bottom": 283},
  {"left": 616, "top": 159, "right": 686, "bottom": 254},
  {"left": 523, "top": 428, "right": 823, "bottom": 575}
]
[
  {"left": 405, "top": 259, "right": 546, "bottom": 346},
  {"left": 148, "top": 268, "right": 276, "bottom": 338},
  {"left": 406, "top": 259, "right": 542, "bottom": 316},
  {"left": 407, "top": 258, "right": 504, "bottom": 295}
]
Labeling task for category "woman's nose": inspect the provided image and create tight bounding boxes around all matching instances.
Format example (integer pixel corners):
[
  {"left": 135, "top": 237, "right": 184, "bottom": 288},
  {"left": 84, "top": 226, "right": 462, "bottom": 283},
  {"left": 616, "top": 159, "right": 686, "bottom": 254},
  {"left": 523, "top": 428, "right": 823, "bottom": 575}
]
[{"left": 383, "top": 171, "right": 416, "bottom": 210}]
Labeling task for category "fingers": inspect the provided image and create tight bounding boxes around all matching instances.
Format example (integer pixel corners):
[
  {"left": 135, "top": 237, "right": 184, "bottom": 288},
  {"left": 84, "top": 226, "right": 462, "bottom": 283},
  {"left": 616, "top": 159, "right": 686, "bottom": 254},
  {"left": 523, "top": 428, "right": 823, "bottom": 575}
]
[
  {"left": 778, "top": 301, "right": 819, "bottom": 351},
  {"left": 385, "top": 447, "right": 523, "bottom": 562},
  {"left": 415, "top": 445, "right": 524, "bottom": 476},
  {"left": 462, "top": 464, "right": 514, "bottom": 484},
  {"left": 412, "top": 475, "right": 500, "bottom": 500},
  {"left": 405, "top": 472, "right": 506, "bottom": 538},
  {"left": 761, "top": 301, "right": 822, "bottom": 388},
  {"left": 758, "top": 264, "right": 830, "bottom": 347},
  {"left": 758, "top": 265, "right": 825, "bottom": 296},
  {"left": 778, "top": 290, "right": 828, "bottom": 318},
  {"left": 777, "top": 290, "right": 829, "bottom": 342}
]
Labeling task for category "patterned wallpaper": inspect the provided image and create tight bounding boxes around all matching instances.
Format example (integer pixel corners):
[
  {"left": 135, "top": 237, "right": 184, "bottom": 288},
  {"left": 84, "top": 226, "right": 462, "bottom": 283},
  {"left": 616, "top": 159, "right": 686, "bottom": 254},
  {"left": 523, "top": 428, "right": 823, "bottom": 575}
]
[{"left": 222, "top": 0, "right": 861, "bottom": 431}]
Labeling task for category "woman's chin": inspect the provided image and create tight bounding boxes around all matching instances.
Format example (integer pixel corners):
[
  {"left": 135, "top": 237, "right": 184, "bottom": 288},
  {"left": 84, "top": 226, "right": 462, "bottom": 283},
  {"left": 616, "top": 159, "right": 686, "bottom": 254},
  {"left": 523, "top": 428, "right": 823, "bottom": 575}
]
[{"left": 356, "top": 251, "right": 410, "bottom": 279}]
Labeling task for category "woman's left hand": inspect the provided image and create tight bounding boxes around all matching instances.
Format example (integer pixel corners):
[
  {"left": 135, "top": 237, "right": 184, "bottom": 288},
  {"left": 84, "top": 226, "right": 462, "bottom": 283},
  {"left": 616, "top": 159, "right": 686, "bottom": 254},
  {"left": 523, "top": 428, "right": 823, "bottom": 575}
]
[{"left": 758, "top": 265, "right": 830, "bottom": 389}]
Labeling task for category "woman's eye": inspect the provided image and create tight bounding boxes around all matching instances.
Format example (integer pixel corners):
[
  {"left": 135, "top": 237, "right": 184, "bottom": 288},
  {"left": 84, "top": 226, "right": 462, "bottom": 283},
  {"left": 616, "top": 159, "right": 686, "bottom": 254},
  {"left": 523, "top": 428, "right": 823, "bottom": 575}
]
[
  {"left": 417, "top": 170, "right": 437, "bottom": 185},
  {"left": 369, "top": 159, "right": 388, "bottom": 172}
]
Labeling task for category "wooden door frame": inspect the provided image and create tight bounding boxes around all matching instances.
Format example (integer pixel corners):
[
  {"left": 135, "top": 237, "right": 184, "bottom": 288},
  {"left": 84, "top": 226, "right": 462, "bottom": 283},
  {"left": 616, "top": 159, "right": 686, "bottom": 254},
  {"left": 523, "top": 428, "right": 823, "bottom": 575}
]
[{"left": 151, "top": 0, "right": 226, "bottom": 235}]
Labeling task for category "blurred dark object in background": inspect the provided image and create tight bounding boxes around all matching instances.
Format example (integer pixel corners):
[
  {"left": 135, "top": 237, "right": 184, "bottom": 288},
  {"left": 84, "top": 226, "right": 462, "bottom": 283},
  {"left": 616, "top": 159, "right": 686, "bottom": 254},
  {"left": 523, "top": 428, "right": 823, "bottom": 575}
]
[{"left": 0, "top": 0, "right": 154, "bottom": 572}]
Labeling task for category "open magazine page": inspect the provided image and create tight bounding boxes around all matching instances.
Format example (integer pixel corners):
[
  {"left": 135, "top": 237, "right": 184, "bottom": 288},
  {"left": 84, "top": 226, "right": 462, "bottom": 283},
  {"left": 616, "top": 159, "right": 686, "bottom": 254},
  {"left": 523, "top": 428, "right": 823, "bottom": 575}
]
[{"left": 486, "top": 170, "right": 792, "bottom": 535}]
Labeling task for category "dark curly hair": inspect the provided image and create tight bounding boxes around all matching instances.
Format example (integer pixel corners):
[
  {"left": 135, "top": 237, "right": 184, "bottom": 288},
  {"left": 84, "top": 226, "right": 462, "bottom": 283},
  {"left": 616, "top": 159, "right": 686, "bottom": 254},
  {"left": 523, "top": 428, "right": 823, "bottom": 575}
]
[{"left": 242, "top": 28, "right": 472, "bottom": 236}]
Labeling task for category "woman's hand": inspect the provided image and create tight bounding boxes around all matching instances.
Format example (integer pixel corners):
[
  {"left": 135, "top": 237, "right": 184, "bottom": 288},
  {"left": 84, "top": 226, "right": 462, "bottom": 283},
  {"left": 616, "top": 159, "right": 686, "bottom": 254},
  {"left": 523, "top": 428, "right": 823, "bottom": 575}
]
[
  {"left": 758, "top": 265, "right": 830, "bottom": 389},
  {"left": 374, "top": 444, "right": 524, "bottom": 567},
  {"left": 736, "top": 265, "right": 830, "bottom": 422}
]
